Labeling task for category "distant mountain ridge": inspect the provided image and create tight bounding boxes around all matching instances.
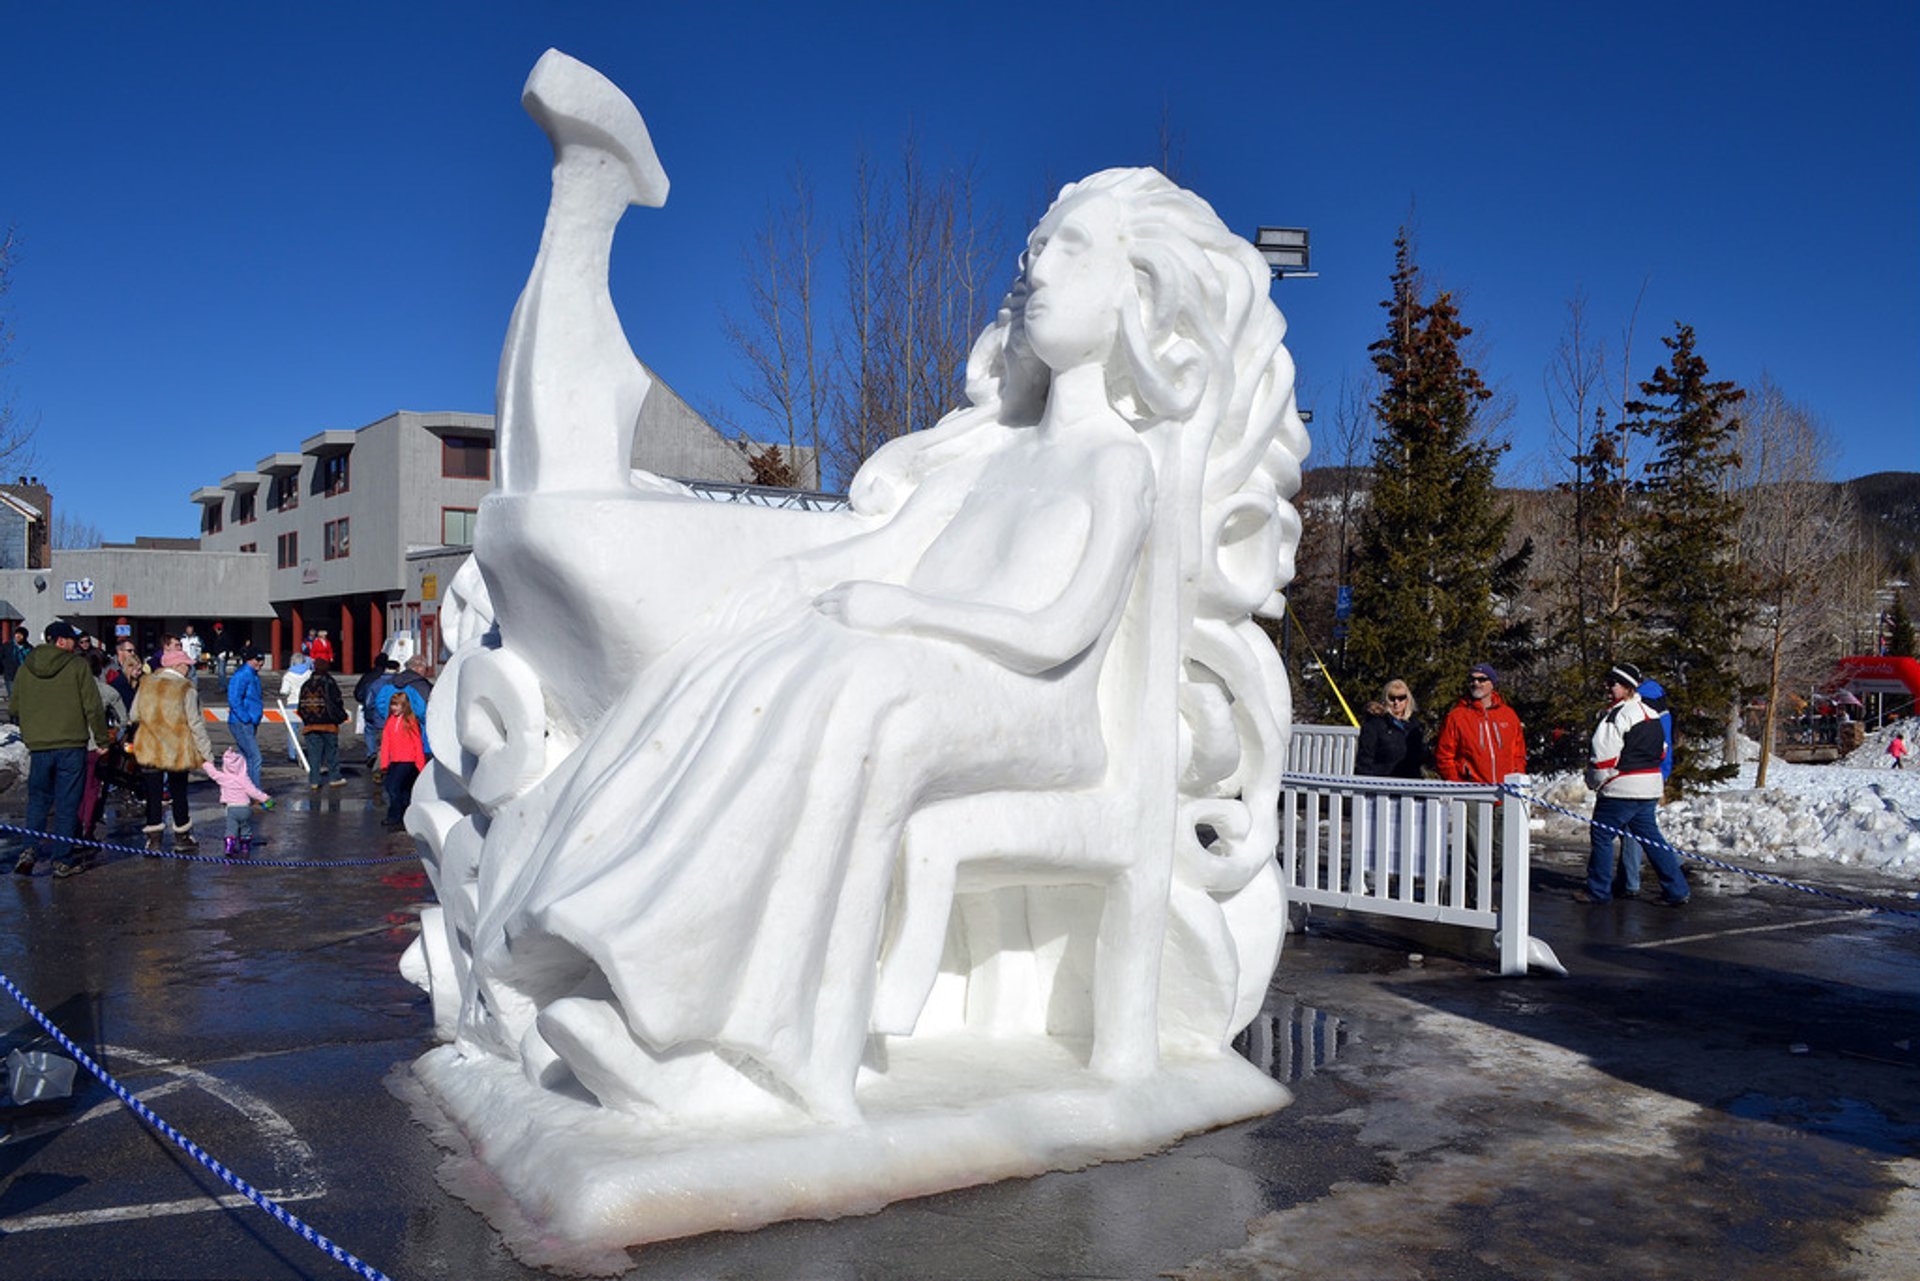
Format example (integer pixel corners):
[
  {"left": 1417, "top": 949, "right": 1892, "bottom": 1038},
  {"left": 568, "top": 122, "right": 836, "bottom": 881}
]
[
  {"left": 1845, "top": 471, "right": 1920, "bottom": 563},
  {"left": 1297, "top": 468, "right": 1920, "bottom": 565}
]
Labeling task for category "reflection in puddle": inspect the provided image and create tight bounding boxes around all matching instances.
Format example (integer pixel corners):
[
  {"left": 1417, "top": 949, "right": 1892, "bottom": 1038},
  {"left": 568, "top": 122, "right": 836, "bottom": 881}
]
[{"left": 1234, "top": 998, "right": 1350, "bottom": 1083}]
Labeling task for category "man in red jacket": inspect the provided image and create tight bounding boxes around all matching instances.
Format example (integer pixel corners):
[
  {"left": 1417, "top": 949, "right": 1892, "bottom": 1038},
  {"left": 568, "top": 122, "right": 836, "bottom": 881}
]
[
  {"left": 1436, "top": 663, "right": 1527, "bottom": 786},
  {"left": 1435, "top": 662, "right": 1527, "bottom": 896}
]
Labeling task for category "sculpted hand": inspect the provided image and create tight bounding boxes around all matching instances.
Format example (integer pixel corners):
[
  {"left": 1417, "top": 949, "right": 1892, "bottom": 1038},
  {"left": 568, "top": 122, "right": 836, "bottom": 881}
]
[{"left": 813, "top": 581, "right": 911, "bottom": 632}]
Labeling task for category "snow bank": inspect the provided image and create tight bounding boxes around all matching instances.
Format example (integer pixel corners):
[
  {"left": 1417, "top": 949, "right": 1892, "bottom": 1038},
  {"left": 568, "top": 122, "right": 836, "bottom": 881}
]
[
  {"left": 1844, "top": 715, "right": 1920, "bottom": 768},
  {"left": 0, "top": 726, "right": 27, "bottom": 796},
  {"left": 1532, "top": 755, "right": 1920, "bottom": 876}
]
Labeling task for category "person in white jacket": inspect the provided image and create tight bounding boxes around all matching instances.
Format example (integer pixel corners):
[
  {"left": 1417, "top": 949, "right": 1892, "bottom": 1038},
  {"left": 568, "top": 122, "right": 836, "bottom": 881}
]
[{"left": 1577, "top": 662, "right": 1690, "bottom": 906}]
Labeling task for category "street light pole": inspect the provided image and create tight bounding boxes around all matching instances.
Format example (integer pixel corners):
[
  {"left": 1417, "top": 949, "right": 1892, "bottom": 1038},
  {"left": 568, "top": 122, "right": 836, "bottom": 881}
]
[{"left": 1253, "top": 225, "right": 1318, "bottom": 681}]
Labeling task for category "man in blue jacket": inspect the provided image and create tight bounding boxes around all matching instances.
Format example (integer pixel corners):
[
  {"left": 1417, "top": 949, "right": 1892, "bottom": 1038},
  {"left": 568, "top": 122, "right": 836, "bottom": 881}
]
[
  {"left": 227, "top": 647, "right": 267, "bottom": 787},
  {"left": 357, "top": 658, "right": 398, "bottom": 777}
]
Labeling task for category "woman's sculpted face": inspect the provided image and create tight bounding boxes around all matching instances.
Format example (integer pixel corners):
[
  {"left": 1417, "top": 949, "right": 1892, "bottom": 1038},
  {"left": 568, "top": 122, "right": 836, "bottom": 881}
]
[{"left": 1021, "top": 191, "right": 1130, "bottom": 373}]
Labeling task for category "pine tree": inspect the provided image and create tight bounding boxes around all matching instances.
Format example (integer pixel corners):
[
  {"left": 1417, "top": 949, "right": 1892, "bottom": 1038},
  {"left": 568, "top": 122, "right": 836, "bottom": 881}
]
[
  {"left": 1889, "top": 593, "right": 1917, "bottom": 659},
  {"left": 1346, "top": 233, "right": 1531, "bottom": 715},
  {"left": 1624, "top": 323, "right": 1749, "bottom": 792},
  {"left": 746, "top": 443, "right": 798, "bottom": 488}
]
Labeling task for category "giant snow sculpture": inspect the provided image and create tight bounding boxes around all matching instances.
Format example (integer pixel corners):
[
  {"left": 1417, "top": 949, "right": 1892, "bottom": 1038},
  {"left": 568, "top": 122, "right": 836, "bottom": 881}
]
[{"left": 400, "top": 48, "right": 1312, "bottom": 1262}]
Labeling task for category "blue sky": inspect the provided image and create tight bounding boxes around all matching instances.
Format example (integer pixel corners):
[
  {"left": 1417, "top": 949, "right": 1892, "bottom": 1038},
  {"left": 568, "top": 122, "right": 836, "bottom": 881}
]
[{"left": 3, "top": 2, "right": 1915, "bottom": 542}]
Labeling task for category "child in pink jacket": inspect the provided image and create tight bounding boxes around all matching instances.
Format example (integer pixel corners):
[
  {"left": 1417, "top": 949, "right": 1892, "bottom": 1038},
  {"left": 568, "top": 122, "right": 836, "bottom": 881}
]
[{"left": 204, "top": 747, "right": 273, "bottom": 855}]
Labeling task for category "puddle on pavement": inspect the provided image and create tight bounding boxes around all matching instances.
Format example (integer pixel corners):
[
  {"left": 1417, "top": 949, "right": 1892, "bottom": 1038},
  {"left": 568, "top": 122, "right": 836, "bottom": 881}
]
[
  {"left": 1234, "top": 998, "right": 1352, "bottom": 1084},
  {"left": 1725, "top": 1092, "right": 1920, "bottom": 1156}
]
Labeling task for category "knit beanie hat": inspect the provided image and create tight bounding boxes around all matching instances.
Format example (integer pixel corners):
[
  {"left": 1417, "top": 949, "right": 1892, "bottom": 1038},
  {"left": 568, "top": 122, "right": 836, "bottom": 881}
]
[
  {"left": 160, "top": 648, "right": 193, "bottom": 671},
  {"left": 1608, "top": 662, "right": 1643, "bottom": 691}
]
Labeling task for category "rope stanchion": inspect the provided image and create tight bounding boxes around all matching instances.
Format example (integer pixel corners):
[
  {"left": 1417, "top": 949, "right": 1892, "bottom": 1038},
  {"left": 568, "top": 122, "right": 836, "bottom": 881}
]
[
  {"left": 1500, "top": 782, "right": 1920, "bottom": 922},
  {"left": 0, "top": 821, "right": 417, "bottom": 869},
  {"left": 0, "top": 970, "right": 396, "bottom": 1281}
]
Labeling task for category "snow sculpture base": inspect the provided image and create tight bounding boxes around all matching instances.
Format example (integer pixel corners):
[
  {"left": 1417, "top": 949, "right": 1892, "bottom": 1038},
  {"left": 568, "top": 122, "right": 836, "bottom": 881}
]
[{"left": 412, "top": 1039, "right": 1288, "bottom": 1261}]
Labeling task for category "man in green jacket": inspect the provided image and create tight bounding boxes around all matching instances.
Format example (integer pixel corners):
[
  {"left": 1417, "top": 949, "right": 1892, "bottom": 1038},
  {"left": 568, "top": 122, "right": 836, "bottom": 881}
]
[{"left": 12, "top": 621, "right": 110, "bottom": 876}]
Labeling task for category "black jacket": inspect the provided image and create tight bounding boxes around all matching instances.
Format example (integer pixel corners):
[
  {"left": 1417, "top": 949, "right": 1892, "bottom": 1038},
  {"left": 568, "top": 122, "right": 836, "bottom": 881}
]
[{"left": 1355, "top": 711, "right": 1428, "bottom": 779}]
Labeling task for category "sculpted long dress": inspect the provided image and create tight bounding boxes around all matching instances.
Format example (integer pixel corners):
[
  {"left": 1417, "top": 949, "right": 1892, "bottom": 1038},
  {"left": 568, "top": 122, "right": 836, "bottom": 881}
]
[{"left": 469, "top": 417, "right": 1155, "bottom": 1113}]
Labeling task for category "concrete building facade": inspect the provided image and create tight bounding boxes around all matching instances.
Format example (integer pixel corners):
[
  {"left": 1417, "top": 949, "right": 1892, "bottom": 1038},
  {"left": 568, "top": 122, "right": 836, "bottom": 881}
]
[
  {"left": 0, "top": 365, "right": 822, "bottom": 670},
  {"left": 194, "top": 410, "right": 499, "bottom": 671},
  {"left": 177, "top": 364, "right": 795, "bottom": 671}
]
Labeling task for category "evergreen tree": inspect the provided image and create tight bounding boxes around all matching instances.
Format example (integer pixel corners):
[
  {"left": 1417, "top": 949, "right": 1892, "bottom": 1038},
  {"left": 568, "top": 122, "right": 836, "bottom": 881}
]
[
  {"left": 1889, "top": 593, "right": 1917, "bottom": 659},
  {"left": 1624, "top": 323, "right": 1749, "bottom": 792},
  {"left": 1346, "top": 233, "right": 1531, "bottom": 714}
]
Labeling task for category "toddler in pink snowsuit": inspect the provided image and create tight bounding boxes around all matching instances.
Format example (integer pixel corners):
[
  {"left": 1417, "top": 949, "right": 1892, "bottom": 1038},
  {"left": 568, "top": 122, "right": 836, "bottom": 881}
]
[{"left": 204, "top": 748, "right": 273, "bottom": 855}]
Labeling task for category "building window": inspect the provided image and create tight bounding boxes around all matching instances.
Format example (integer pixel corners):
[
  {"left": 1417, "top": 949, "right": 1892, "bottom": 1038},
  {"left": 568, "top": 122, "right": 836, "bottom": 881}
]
[
  {"left": 441, "top": 507, "right": 478, "bottom": 546},
  {"left": 324, "top": 517, "right": 350, "bottom": 561},
  {"left": 317, "top": 453, "right": 350, "bottom": 497},
  {"left": 202, "top": 505, "right": 223, "bottom": 535},
  {"left": 442, "top": 435, "right": 493, "bottom": 480},
  {"left": 234, "top": 490, "right": 257, "bottom": 525},
  {"left": 239, "top": 542, "right": 257, "bottom": 553},
  {"left": 270, "top": 472, "right": 299, "bottom": 511},
  {"left": 277, "top": 530, "right": 298, "bottom": 568}
]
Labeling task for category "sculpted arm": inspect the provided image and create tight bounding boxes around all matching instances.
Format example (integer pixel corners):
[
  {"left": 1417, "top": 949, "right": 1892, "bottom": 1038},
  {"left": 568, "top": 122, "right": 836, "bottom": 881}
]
[{"left": 816, "top": 445, "right": 1154, "bottom": 675}]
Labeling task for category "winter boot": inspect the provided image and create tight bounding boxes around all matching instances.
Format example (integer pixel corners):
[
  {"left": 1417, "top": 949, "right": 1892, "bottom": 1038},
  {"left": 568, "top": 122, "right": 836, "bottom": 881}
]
[
  {"left": 236, "top": 838, "right": 253, "bottom": 858},
  {"left": 224, "top": 836, "right": 238, "bottom": 857},
  {"left": 172, "top": 827, "right": 198, "bottom": 852},
  {"left": 143, "top": 826, "right": 166, "bottom": 852}
]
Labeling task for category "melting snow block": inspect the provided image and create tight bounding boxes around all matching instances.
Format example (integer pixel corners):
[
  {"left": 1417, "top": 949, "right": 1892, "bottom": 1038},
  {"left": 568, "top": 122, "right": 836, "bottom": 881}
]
[{"left": 6, "top": 1048, "right": 78, "bottom": 1103}]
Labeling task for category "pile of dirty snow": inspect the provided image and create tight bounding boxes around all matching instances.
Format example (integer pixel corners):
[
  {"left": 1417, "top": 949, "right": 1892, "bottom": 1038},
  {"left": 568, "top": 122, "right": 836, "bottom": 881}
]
[
  {"left": 1532, "top": 756, "right": 1920, "bottom": 876},
  {"left": 0, "top": 725, "right": 26, "bottom": 796}
]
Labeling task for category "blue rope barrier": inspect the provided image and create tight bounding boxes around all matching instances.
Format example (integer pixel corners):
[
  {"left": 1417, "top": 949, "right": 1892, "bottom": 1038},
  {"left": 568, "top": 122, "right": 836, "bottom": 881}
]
[
  {"left": 0, "top": 969, "right": 396, "bottom": 1281},
  {"left": 0, "top": 820, "right": 417, "bottom": 869},
  {"left": 1500, "top": 782, "right": 1920, "bottom": 922}
]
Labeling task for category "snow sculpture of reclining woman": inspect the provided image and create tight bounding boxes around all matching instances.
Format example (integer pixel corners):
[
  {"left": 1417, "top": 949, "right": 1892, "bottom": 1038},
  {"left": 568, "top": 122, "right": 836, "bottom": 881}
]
[{"left": 401, "top": 49, "right": 1310, "bottom": 1252}]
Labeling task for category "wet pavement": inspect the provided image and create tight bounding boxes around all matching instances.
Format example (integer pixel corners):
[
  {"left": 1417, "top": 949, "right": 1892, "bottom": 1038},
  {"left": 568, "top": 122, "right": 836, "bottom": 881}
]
[{"left": 0, "top": 730, "right": 1917, "bottom": 1279}]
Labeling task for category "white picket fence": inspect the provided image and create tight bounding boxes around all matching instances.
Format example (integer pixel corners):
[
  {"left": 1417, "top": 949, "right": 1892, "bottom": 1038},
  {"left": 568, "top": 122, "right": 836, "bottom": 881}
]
[{"left": 1278, "top": 753, "right": 1549, "bottom": 975}]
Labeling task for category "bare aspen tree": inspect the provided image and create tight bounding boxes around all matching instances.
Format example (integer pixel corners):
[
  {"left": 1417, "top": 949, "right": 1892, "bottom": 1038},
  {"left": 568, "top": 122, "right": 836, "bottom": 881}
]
[
  {"left": 1734, "top": 379, "right": 1861, "bottom": 784},
  {"left": 727, "top": 143, "right": 1008, "bottom": 488},
  {"left": 0, "top": 227, "right": 38, "bottom": 473},
  {"left": 827, "top": 139, "right": 1002, "bottom": 481},
  {"left": 830, "top": 151, "right": 886, "bottom": 482},
  {"left": 720, "top": 167, "right": 825, "bottom": 487},
  {"left": 52, "top": 511, "right": 102, "bottom": 550},
  {"left": 1542, "top": 292, "right": 1613, "bottom": 679},
  {"left": 1156, "top": 96, "right": 1186, "bottom": 184}
]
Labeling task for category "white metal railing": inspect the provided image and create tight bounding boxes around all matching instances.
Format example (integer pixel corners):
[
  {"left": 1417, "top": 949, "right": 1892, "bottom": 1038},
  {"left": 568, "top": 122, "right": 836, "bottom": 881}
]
[
  {"left": 1279, "top": 769, "right": 1543, "bottom": 975},
  {"left": 1287, "top": 724, "right": 1359, "bottom": 776}
]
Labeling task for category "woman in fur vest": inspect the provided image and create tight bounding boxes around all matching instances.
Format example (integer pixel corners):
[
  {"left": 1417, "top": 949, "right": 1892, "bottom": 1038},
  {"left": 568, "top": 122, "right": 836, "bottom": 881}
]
[{"left": 129, "top": 648, "right": 214, "bottom": 850}]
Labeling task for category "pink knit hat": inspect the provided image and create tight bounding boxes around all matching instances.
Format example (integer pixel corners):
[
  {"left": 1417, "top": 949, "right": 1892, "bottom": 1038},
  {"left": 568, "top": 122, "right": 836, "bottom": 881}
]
[{"left": 160, "top": 648, "right": 193, "bottom": 671}]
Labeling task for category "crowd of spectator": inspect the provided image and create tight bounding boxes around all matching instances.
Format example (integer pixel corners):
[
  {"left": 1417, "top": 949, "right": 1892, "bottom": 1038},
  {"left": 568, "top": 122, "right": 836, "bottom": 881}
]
[{"left": 0, "top": 623, "right": 433, "bottom": 875}]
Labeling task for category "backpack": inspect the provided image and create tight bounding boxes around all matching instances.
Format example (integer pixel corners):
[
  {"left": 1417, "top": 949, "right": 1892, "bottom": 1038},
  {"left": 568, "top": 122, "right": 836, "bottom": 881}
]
[{"left": 298, "top": 675, "right": 341, "bottom": 725}]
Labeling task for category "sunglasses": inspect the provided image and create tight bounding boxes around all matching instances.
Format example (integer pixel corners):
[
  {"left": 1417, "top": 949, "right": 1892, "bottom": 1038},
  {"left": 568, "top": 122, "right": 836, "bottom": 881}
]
[
  {"left": 1467, "top": 676, "right": 1491, "bottom": 684},
  {"left": 1387, "top": 694, "right": 1409, "bottom": 703}
]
